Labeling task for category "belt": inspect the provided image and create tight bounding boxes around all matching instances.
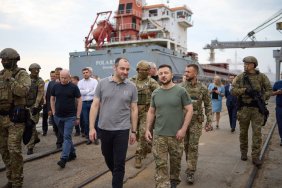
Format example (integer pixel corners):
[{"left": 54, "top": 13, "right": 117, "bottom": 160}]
[{"left": 83, "top": 100, "right": 93, "bottom": 103}]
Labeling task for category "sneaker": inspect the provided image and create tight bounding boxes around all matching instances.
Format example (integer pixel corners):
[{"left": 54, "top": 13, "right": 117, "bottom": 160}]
[
  {"left": 86, "top": 140, "right": 92, "bottom": 145},
  {"left": 241, "top": 154, "right": 247, "bottom": 161},
  {"left": 27, "top": 148, "right": 33, "bottom": 155},
  {"left": 94, "top": 139, "right": 100, "bottom": 145},
  {"left": 186, "top": 172, "right": 194, "bottom": 184},
  {"left": 67, "top": 153, "right": 77, "bottom": 162},
  {"left": 57, "top": 159, "right": 66, "bottom": 168},
  {"left": 135, "top": 158, "right": 142, "bottom": 169}
]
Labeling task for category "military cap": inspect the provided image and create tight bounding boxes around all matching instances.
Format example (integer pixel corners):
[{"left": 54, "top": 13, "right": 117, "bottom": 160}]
[{"left": 243, "top": 56, "right": 258, "bottom": 67}]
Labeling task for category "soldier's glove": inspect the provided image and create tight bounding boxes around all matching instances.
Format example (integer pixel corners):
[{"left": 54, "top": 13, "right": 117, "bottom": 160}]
[
  {"left": 245, "top": 88, "right": 256, "bottom": 97},
  {"left": 31, "top": 107, "right": 40, "bottom": 116},
  {"left": 3, "top": 70, "right": 13, "bottom": 81}
]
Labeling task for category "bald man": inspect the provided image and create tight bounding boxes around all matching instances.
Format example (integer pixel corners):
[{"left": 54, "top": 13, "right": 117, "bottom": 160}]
[{"left": 50, "top": 69, "right": 82, "bottom": 168}]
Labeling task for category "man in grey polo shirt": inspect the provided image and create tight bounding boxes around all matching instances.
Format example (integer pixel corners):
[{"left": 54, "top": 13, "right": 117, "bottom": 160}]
[{"left": 89, "top": 57, "right": 138, "bottom": 188}]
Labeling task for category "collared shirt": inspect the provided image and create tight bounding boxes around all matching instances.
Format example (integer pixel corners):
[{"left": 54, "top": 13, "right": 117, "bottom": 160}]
[
  {"left": 94, "top": 76, "right": 138, "bottom": 130},
  {"left": 78, "top": 77, "right": 98, "bottom": 101}
]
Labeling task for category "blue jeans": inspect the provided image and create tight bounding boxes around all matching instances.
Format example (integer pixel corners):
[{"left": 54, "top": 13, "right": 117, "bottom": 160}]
[
  {"left": 276, "top": 106, "right": 282, "bottom": 141},
  {"left": 53, "top": 115, "right": 76, "bottom": 160},
  {"left": 100, "top": 129, "right": 129, "bottom": 188}
]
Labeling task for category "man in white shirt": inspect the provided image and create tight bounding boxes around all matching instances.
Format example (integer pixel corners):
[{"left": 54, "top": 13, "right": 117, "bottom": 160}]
[{"left": 78, "top": 67, "right": 98, "bottom": 144}]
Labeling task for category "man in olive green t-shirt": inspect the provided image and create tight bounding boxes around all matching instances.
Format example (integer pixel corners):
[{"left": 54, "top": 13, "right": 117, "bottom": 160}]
[{"left": 145, "top": 64, "right": 193, "bottom": 188}]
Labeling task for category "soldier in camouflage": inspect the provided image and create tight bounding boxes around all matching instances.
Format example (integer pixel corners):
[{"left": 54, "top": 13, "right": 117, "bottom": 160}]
[
  {"left": 0, "top": 48, "right": 31, "bottom": 188},
  {"left": 26, "top": 63, "right": 45, "bottom": 155},
  {"left": 179, "top": 64, "right": 212, "bottom": 184},
  {"left": 231, "top": 56, "right": 272, "bottom": 167},
  {"left": 130, "top": 60, "right": 159, "bottom": 168}
]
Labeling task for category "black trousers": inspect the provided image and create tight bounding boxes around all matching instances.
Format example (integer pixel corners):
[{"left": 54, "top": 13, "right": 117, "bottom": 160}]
[
  {"left": 100, "top": 129, "right": 129, "bottom": 188},
  {"left": 42, "top": 104, "right": 48, "bottom": 133}
]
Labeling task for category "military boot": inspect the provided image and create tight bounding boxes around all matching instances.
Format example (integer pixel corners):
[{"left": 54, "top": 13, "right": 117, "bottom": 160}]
[
  {"left": 186, "top": 172, "right": 194, "bottom": 184},
  {"left": 34, "top": 138, "right": 40, "bottom": 144},
  {"left": 241, "top": 153, "right": 247, "bottom": 161},
  {"left": 27, "top": 148, "right": 33, "bottom": 155},
  {"left": 135, "top": 157, "right": 142, "bottom": 169},
  {"left": 170, "top": 181, "right": 177, "bottom": 188},
  {"left": 2, "top": 182, "right": 12, "bottom": 188},
  {"left": 252, "top": 158, "right": 262, "bottom": 168}
]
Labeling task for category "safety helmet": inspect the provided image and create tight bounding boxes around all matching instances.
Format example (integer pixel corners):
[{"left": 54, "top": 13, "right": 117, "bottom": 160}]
[
  {"left": 29, "top": 63, "right": 41, "bottom": 71},
  {"left": 243, "top": 56, "right": 258, "bottom": 67},
  {"left": 0, "top": 48, "right": 20, "bottom": 61},
  {"left": 136, "top": 60, "right": 150, "bottom": 71}
]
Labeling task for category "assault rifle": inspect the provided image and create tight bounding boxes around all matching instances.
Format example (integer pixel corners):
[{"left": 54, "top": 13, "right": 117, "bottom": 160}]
[{"left": 243, "top": 74, "right": 269, "bottom": 126}]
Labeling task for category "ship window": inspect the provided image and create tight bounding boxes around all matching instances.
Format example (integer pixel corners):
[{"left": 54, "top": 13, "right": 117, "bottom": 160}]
[
  {"left": 177, "top": 11, "right": 185, "bottom": 18},
  {"left": 118, "top": 4, "right": 125, "bottom": 14},
  {"left": 126, "top": 3, "right": 132, "bottom": 14},
  {"left": 132, "top": 17, "right": 136, "bottom": 29},
  {"left": 149, "top": 9, "right": 158, "bottom": 17}
]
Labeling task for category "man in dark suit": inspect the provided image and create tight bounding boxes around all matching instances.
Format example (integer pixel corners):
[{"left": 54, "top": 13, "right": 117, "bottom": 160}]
[{"left": 225, "top": 75, "right": 238, "bottom": 132}]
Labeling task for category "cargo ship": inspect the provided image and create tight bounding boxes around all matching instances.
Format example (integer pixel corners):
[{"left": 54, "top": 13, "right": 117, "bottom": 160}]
[{"left": 69, "top": 0, "right": 235, "bottom": 81}]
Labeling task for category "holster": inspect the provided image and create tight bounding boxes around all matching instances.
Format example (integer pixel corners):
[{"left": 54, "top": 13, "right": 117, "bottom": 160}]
[{"left": 9, "top": 107, "right": 29, "bottom": 123}]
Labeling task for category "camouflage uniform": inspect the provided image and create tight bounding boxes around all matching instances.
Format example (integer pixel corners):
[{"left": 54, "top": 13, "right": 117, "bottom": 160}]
[
  {"left": 0, "top": 48, "right": 31, "bottom": 187},
  {"left": 130, "top": 61, "right": 159, "bottom": 166},
  {"left": 180, "top": 80, "right": 212, "bottom": 173},
  {"left": 153, "top": 135, "right": 184, "bottom": 188},
  {"left": 26, "top": 69, "right": 44, "bottom": 152},
  {"left": 231, "top": 57, "right": 272, "bottom": 161}
]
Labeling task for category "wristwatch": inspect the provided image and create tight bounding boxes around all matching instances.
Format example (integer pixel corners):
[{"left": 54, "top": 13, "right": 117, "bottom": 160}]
[{"left": 131, "top": 130, "right": 137, "bottom": 134}]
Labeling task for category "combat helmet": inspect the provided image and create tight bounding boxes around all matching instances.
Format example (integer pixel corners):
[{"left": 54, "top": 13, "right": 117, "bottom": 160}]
[
  {"left": 243, "top": 56, "right": 258, "bottom": 67},
  {"left": 0, "top": 48, "right": 20, "bottom": 61},
  {"left": 29, "top": 63, "right": 41, "bottom": 71},
  {"left": 136, "top": 60, "right": 150, "bottom": 71}
]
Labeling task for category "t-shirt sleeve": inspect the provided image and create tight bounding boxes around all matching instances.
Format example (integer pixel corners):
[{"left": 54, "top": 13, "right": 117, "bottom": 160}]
[
  {"left": 94, "top": 81, "right": 102, "bottom": 99},
  {"left": 131, "top": 84, "right": 138, "bottom": 103},
  {"left": 150, "top": 90, "right": 156, "bottom": 108},
  {"left": 51, "top": 84, "right": 56, "bottom": 97},
  {"left": 74, "top": 85, "right": 81, "bottom": 98},
  {"left": 182, "top": 89, "right": 192, "bottom": 107}
]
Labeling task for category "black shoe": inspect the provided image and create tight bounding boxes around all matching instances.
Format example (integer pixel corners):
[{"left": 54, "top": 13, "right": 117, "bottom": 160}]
[
  {"left": 171, "top": 181, "right": 177, "bottom": 188},
  {"left": 241, "top": 154, "right": 247, "bottom": 161},
  {"left": 81, "top": 133, "right": 86, "bottom": 137},
  {"left": 2, "top": 182, "right": 12, "bottom": 188},
  {"left": 231, "top": 128, "right": 235, "bottom": 132},
  {"left": 67, "top": 153, "right": 77, "bottom": 162},
  {"left": 94, "top": 139, "right": 100, "bottom": 145},
  {"left": 27, "top": 148, "right": 33, "bottom": 155},
  {"left": 280, "top": 141, "right": 282, "bottom": 146},
  {"left": 42, "top": 132, "right": 47, "bottom": 136},
  {"left": 34, "top": 138, "right": 40, "bottom": 144},
  {"left": 86, "top": 140, "right": 92, "bottom": 145},
  {"left": 74, "top": 132, "right": 80, "bottom": 136},
  {"left": 252, "top": 158, "right": 262, "bottom": 168},
  {"left": 57, "top": 159, "right": 66, "bottom": 168},
  {"left": 56, "top": 144, "right": 62, "bottom": 149}
]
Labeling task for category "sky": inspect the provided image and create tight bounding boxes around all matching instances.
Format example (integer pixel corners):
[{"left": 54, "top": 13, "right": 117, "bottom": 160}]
[{"left": 0, "top": 0, "right": 281, "bottom": 80}]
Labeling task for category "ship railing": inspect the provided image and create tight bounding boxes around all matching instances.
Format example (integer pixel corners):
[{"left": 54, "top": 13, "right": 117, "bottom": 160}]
[
  {"left": 118, "top": 23, "right": 140, "bottom": 30},
  {"left": 109, "top": 32, "right": 171, "bottom": 43},
  {"left": 116, "top": 9, "right": 142, "bottom": 18}
]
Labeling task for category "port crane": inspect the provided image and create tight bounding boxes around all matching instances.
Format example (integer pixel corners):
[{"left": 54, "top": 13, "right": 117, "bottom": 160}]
[{"left": 204, "top": 9, "right": 282, "bottom": 81}]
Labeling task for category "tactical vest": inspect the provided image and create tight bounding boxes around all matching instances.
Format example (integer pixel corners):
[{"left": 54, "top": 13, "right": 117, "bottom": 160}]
[
  {"left": 132, "top": 77, "right": 153, "bottom": 105},
  {"left": 26, "top": 77, "right": 40, "bottom": 107},
  {"left": 0, "top": 68, "right": 25, "bottom": 110},
  {"left": 238, "top": 71, "right": 266, "bottom": 104}
]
